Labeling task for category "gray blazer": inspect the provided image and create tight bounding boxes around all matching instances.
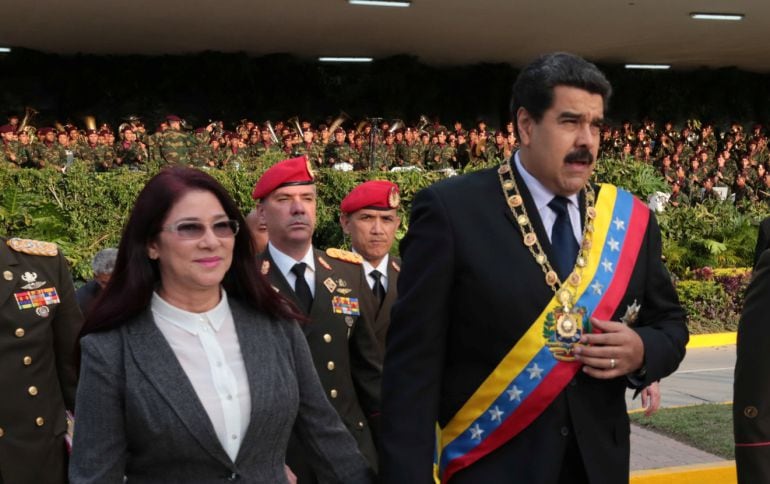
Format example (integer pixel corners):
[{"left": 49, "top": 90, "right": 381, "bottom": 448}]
[{"left": 69, "top": 298, "right": 372, "bottom": 484}]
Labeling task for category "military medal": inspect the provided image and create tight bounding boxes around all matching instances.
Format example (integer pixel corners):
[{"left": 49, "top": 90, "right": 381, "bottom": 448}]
[
  {"left": 20, "top": 272, "right": 46, "bottom": 290},
  {"left": 543, "top": 288, "right": 591, "bottom": 361},
  {"left": 620, "top": 299, "right": 641, "bottom": 325},
  {"left": 36, "top": 306, "right": 50, "bottom": 317},
  {"left": 323, "top": 277, "right": 337, "bottom": 293}
]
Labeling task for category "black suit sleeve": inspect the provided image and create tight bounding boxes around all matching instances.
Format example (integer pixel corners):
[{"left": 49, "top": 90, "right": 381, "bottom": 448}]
[
  {"left": 630, "top": 212, "right": 689, "bottom": 388},
  {"left": 380, "top": 186, "right": 454, "bottom": 483},
  {"left": 753, "top": 217, "right": 770, "bottom": 268},
  {"left": 734, "top": 249, "right": 770, "bottom": 483}
]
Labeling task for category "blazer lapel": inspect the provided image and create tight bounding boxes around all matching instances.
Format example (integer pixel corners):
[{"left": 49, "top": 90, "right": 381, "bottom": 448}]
[
  {"left": 125, "top": 312, "right": 232, "bottom": 466},
  {"left": 308, "top": 249, "right": 334, "bottom": 325}
]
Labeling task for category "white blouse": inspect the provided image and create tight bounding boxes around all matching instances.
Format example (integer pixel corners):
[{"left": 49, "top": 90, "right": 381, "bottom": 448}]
[{"left": 151, "top": 289, "right": 251, "bottom": 462}]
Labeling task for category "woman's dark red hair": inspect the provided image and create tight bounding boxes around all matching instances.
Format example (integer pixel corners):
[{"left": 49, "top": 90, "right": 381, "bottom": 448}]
[{"left": 82, "top": 166, "right": 303, "bottom": 335}]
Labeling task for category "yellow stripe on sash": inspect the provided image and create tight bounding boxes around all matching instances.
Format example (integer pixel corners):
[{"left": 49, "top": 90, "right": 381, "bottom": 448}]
[{"left": 440, "top": 184, "right": 617, "bottom": 446}]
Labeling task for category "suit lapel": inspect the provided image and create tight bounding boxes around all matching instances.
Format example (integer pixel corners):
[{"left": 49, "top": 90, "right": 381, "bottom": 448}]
[
  {"left": 261, "top": 251, "right": 301, "bottom": 310},
  {"left": 125, "top": 311, "right": 232, "bottom": 466},
  {"left": 309, "top": 249, "right": 334, "bottom": 324}
]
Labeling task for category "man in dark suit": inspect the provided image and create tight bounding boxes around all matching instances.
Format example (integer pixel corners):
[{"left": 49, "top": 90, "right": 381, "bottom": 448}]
[
  {"left": 0, "top": 237, "right": 83, "bottom": 484},
  {"left": 735, "top": 248, "right": 770, "bottom": 483},
  {"left": 753, "top": 216, "right": 770, "bottom": 267},
  {"left": 253, "top": 156, "right": 381, "bottom": 481},
  {"left": 380, "top": 52, "right": 688, "bottom": 484},
  {"left": 340, "top": 180, "right": 401, "bottom": 353}
]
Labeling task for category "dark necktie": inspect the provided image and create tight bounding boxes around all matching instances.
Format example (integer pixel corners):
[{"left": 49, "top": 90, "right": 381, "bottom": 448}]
[
  {"left": 370, "top": 270, "right": 385, "bottom": 308},
  {"left": 291, "top": 262, "right": 313, "bottom": 313},
  {"left": 548, "top": 196, "right": 580, "bottom": 280}
]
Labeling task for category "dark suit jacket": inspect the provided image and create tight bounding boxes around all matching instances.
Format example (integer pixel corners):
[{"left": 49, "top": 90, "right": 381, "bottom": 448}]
[
  {"left": 69, "top": 298, "right": 372, "bottom": 484},
  {"left": 735, "top": 249, "right": 770, "bottom": 483},
  {"left": 753, "top": 216, "right": 770, "bottom": 267},
  {"left": 0, "top": 238, "right": 83, "bottom": 484},
  {"left": 359, "top": 256, "right": 400, "bottom": 354},
  {"left": 260, "top": 248, "right": 381, "bottom": 477},
  {"left": 380, "top": 166, "right": 688, "bottom": 483}
]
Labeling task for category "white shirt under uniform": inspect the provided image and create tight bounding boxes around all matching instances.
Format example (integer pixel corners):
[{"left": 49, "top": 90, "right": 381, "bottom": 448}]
[{"left": 151, "top": 289, "right": 251, "bottom": 462}]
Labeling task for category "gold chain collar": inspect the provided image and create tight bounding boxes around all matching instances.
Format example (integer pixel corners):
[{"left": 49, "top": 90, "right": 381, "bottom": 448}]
[{"left": 497, "top": 160, "right": 596, "bottom": 309}]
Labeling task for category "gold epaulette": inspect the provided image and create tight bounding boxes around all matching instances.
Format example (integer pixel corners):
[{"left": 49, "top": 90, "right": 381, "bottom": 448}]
[
  {"left": 325, "top": 247, "right": 363, "bottom": 265},
  {"left": 7, "top": 238, "right": 59, "bottom": 257}
]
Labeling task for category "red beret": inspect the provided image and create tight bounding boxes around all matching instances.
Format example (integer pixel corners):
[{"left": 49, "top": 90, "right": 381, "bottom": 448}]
[
  {"left": 38, "top": 127, "right": 54, "bottom": 135},
  {"left": 252, "top": 155, "right": 315, "bottom": 200},
  {"left": 86, "top": 129, "right": 98, "bottom": 135},
  {"left": 340, "top": 180, "right": 400, "bottom": 214},
  {"left": 0, "top": 124, "right": 14, "bottom": 134},
  {"left": 166, "top": 114, "right": 182, "bottom": 122}
]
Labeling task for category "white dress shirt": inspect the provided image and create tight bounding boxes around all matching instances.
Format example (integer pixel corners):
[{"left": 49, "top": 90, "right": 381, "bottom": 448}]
[
  {"left": 515, "top": 152, "right": 583, "bottom": 244},
  {"left": 267, "top": 243, "right": 316, "bottom": 297},
  {"left": 361, "top": 254, "right": 390, "bottom": 292},
  {"left": 151, "top": 289, "right": 251, "bottom": 462}
]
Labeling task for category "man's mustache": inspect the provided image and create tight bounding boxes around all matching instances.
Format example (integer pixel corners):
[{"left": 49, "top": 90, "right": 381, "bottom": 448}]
[{"left": 564, "top": 148, "right": 594, "bottom": 164}]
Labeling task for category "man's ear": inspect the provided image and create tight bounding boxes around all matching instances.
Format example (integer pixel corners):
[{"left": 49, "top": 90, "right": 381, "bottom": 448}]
[
  {"left": 517, "top": 107, "right": 535, "bottom": 147},
  {"left": 340, "top": 213, "right": 351, "bottom": 235}
]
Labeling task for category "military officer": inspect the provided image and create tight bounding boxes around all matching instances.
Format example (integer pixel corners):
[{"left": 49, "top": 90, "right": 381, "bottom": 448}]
[
  {"left": 339, "top": 180, "right": 401, "bottom": 353},
  {"left": 427, "top": 129, "right": 456, "bottom": 170},
  {"left": 0, "top": 237, "right": 84, "bottom": 484},
  {"left": 324, "top": 128, "right": 356, "bottom": 167},
  {"left": 253, "top": 156, "right": 381, "bottom": 481},
  {"left": 0, "top": 124, "right": 20, "bottom": 166}
]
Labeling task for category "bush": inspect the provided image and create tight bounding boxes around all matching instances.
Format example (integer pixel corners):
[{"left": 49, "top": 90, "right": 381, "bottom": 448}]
[{"left": 675, "top": 267, "right": 752, "bottom": 334}]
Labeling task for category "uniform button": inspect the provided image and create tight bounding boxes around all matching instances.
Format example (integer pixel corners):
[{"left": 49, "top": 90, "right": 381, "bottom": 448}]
[
  {"left": 330, "top": 389, "right": 338, "bottom": 399},
  {"left": 327, "top": 361, "right": 335, "bottom": 371},
  {"left": 15, "top": 328, "right": 25, "bottom": 338},
  {"left": 560, "top": 426, "right": 569, "bottom": 437},
  {"left": 23, "top": 356, "right": 32, "bottom": 366},
  {"left": 745, "top": 406, "right": 759, "bottom": 419},
  {"left": 323, "top": 333, "right": 332, "bottom": 343},
  {"left": 35, "top": 417, "right": 45, "bottom": 427},
  {"left": 28, "top": 386, "right": 38, "bottom": 396},
  {"left": 357, "top": 421, "right": 365, "bottom": 429},
  {"left": 0, "top": 427, "right": 4, "bottom": 437}
]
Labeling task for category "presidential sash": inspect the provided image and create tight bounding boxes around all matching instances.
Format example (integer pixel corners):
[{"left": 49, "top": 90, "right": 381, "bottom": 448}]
[{"left": 438, "top": 184, "right": 649, "bottom": 481}]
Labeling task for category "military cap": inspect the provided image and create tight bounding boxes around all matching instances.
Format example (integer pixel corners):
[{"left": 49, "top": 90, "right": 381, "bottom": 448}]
[
  {"left": 252, "top": 155, "right": 315, "bottom": 200},
  {"left": 166, "top": 114, "right": 182, "bottom": 122},
  {"left": 334, "top": 127, "right": 345, "bottom": 135},
  {"left": 85, "top": 128, "right": 98, "bottom": 135},
  {"left": 38, "top": 127, "right": 54, "bottom": 135},
  {"left": 340, "top": 180, "right": 400, "bottom": 214},
  {"left": 0, "top": 124, "right": 14, "bottom": 134}
]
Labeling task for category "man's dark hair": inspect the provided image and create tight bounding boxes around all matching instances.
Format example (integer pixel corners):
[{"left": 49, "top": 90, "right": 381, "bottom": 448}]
[{"left": 511, "top": 52, "right": 612, "bottom": 136}]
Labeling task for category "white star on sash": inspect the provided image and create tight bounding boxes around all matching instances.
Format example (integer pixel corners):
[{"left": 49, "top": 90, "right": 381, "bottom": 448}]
[
  {"left": 601, "top": 259, "right": 614, "bottom": 273},
  {"left": 488, "top": 406, "right": 504, "bottom": 423},
  {"left": 591, "top": 280, "right": 604, "bottom": 295},
  {"left": 613, "top": 218, "right": 626, "bottom": 231},
  {"left": 469, "top": 423, "right": 484, "bottom": 440},
  {"left": 608, "top": 237, "right": 620, "bottom": 252},
  {"left": 506, "top": 385, "right": 523, "bottom": 402},
  {"left": 527, "top": 363, "right": 544, "bottom": 380}
]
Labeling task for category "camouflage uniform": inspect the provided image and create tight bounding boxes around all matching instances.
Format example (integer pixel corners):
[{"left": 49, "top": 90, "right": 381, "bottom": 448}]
[
  {"left": 252, "top": 142, "right": 281, "bottom": 159},
  {"left": 324, "top": 142, "right": 355, "bottom": 166},
  {"left": 294, "top": 142, "right": 325, "bottom": 167},
  {"left": 486, "top": 143, "right": 509, "bottom": 164},
  {"left": 77, "top": 144, "right": 114, "bottom": 171},
  {"left": 373, "top": 144, "right": 398, "bottom": 171},
  {"left": 34, "top": 143, "right": 66, "bottom": 168},
  {"left": 115, "top": 141, "right": 147, "bottom": 170},
  {"left": 427, "top": 143, "right": 456, "bottom": 170},
  {"left": 159, "top": 128, "right": 193, "bottom": 165},
  {"left": 1, "top": 140, "right": 21, "bottom": 167},
  {"left": 396, "top": 141, "right": 425, "bottom": 167}
]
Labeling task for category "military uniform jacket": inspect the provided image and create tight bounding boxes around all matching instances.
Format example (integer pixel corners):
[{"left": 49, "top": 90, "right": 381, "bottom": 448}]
[
  {"left": 259, "top": 248, "right": 381, "bottom": 473},
  {"left": 734, "top": 249, "right": 770, "bottom": 483},
  {"left": 0, "top": 238, "right": 83, "bottom": 484},
  {"left": 358, "top": 256, "right": 400, "bottom": 355},
  {"left": 380, "top": 165, "right": 688, "bottom": 483}
]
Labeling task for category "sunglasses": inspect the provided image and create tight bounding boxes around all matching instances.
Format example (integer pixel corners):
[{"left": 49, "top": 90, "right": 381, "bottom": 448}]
[{"left": 163, "top": 219, "right": 240, "bottom": 239}]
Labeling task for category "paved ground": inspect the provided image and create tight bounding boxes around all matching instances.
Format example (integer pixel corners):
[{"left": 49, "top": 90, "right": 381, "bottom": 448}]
[{"left": 627, "top": 345, "right": 736, "bottom": 470}]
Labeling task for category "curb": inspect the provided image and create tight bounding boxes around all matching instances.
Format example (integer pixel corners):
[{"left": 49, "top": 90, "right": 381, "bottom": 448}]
[
  {"left": 687, "top": 332, "right": 735, "bottom": 348},
  {"left": 630, "top": 461, "right": 736, "bottom": 483}
]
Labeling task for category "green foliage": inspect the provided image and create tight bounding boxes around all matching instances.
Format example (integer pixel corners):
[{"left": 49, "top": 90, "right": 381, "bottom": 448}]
[
  {"left": 675, "top": 267, "right": 751, "bottom": 334},
  {"left": 593, "top": 157, "right": 669, "bottom": 199}
]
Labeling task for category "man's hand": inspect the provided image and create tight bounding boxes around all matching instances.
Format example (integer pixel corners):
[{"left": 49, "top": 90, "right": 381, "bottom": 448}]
[
  {"left": 640, "top": 381, "right": 661, "bottom": 417},
  {"left": 574, "top": 317, "right": 645, "bottom": 379}
]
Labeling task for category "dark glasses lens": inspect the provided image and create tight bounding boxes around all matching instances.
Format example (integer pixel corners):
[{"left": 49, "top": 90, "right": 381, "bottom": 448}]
[{"left": 166, "top": 220, "right": 239, "bottom": 239}]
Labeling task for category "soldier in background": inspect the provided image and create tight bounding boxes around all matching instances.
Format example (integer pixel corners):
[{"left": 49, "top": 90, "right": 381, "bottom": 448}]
[
  {"left": 324, "top": 128, "right": 355, "bottom": 167},
  {"left": 427, "top": 130, "right": 456, "bottom": 170},
  {"left": 0, "top": 124, "right": 20, "bottom": 166},
  {"left": 0, "top": 237, "right": 84, "bottom": 484},
  {"left": 115, "top": 127, "right": 148, "bottom": 170},
  {"left": 158, "top": 115, "right": 192, "bottom": 165}
]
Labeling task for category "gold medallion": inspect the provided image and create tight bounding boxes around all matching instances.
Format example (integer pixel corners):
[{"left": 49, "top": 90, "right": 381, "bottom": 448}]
[
  {"left": 545, "top": 271, "right": 559, "bottom": 286},
  {"left": 523, "top": 232, "right": 537, "bottom": 246},
  {"left": 568, "top": 272, "right": 581, "bottom": 287},
  {"left": 582, "top": 239, "right": 592, "bottom": 250},
  {"left": 556, "top": 313, "right": 579, "bottom": 338},
  {"left": 507, "top": 195, "right": 522, "bottom": 208},
  {"left": 556, "top": 288, "right": 573, "bottom": 307},
  {"left": 586, "top": 222, "right": 595, "bottom": 233},
  {"left": 498, "top": 164, "right": 511, "bottom": 174},
  {"left": 576, "top": 256, "right": 587, "bottom": 268},
  {"left": 536, "top": 254, "right": 546, "bottom": 265},
  {"left": 587, "top": 207, "right": 597, "bottom": 219},
  {"left": 388, "top": 186, "right": 400, "bottom": 208},
  {"left": 517, "top": 214, "right": 528, "bottom": 226},
  {"left": 503, "top": 180, "right": 514, "bottom": 191}
]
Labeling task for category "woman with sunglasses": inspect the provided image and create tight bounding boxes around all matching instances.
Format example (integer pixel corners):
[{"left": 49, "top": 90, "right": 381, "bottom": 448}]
[{"left": 69, "top": 167, "right": 372, "bottom": 483}]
